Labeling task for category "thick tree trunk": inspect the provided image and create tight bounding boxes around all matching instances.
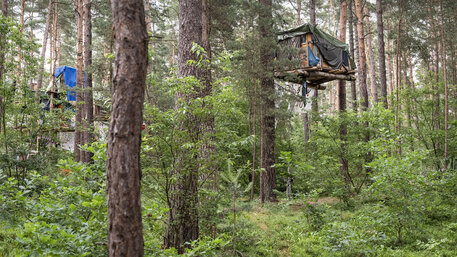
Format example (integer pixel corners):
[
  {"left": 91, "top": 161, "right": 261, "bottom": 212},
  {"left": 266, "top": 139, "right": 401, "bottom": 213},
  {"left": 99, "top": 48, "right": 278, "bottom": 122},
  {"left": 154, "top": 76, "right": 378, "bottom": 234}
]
[
  {"left": 107, "top": 0, "right": 148, "bottom": 255},
  {"left": 83, "top": 0, "right": 94, "bottom": 163},
  {"left": 164, "top": 0, "right": 201, "bottom": 252},
  {"left": 74, "top": 0, "right": 83, "bottom": 162},
  {"left": 259, "top": 0, "right": 277, "bottom": 202},
  {"left": 376, "top": 0, "right": 388, "bottom": 108},
  {"left": 36, "top": 0, "right": 52, "bottom": 100},
  {"left": 354, "top": 0, "right": 368, "bottom": 111}
]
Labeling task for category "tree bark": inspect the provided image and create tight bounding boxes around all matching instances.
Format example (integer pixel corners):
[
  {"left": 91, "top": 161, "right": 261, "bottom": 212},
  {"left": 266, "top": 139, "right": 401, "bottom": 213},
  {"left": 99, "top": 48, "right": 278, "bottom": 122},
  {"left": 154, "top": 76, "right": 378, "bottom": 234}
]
[
  {"left": 338, "top": 0, "right": 351, "bottom": 196},
  {"left": 107, "top": 0, "right": 148, "bottom": 255},
  {"left": 364, "top": 7, "right": 377, "bottom": 104},
  {"left": 376, "top": 0, "right": 388, "bottom": 108},
  {"left": 74, "top": 0, "right": 83, "bottom": 162},
  {"left": 83, "top": 0, "right": 94, "bottom": 163},
  {"left": 440, "top": 0, "right": 448, "bottom": 171},
  {"left": 348, "top": 0, "right": 357, "bottom": 111},
  {"left": 259, "top": 0, "right": 277, "bottom": 202},
  {"left": 354, "top": 0, "right": 368, "bottom": 111},
  {"left": 395, "top": 0, "right": 402, "bottom": 137},
  {"left": 36, "top": 0, "right": 52, "bottom": 100},
  {"left": 310, "top": 0, "right": 316, "bottom": 25},
  {"left": 17, "top": 0, "right": 25, "bottom": 78},
  {"left": 164, "top": 0, "right": 201, "bottom": 252}
]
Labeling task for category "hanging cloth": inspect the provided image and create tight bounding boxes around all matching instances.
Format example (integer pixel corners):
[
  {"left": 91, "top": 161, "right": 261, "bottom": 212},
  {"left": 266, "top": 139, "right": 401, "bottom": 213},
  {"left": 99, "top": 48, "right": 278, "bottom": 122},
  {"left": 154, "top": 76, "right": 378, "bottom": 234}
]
[{"left": 308, "top": 46, "right": 320, "bottom": 66}]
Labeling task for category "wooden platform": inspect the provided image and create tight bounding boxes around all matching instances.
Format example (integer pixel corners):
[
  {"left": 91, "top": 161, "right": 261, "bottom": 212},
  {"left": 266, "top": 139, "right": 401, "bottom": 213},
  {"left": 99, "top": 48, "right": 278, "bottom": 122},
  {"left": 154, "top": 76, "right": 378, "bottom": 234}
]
[{"left": 275, "top": 67, "right": 356, "bottom": 88}]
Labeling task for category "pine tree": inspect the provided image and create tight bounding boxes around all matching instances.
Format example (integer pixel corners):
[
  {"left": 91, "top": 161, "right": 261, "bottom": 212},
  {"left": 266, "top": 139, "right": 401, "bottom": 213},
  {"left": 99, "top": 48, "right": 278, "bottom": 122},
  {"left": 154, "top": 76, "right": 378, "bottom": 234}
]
[{"left": 107, "top": 0, "right": 148, "bottom": 255}]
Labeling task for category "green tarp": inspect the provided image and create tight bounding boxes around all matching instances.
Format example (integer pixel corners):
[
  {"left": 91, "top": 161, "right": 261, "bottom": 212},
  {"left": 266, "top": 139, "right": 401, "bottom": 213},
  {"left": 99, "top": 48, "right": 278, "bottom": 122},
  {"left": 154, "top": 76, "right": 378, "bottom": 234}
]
[
  {"left": 278, "top": 24, "right": 348, "bottom": 52},
  {"left": 277, "top": 24, "right": 355, "bottom": 69}
]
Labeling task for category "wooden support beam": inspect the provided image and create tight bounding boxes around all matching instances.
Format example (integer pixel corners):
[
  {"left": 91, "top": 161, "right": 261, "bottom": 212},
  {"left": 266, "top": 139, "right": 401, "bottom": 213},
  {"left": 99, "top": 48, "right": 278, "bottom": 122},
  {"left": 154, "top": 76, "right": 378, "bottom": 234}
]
[{"left": 307, "top": 71, "right": 356, "bottom": 81}]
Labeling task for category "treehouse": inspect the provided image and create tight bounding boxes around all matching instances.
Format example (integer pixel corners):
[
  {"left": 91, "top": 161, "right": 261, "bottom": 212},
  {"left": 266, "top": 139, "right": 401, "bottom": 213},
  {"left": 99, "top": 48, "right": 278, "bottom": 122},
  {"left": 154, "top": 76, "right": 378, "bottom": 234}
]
[{"left": 274, "top": 24, "right": 356, "bottom": 89}]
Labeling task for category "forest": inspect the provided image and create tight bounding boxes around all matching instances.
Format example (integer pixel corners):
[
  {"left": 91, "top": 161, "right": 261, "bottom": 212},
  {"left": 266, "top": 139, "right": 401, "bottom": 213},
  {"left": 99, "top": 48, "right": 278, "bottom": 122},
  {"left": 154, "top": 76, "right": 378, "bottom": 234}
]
[{"left": 0, "top": 0, "right": 456, "bottom": 256}]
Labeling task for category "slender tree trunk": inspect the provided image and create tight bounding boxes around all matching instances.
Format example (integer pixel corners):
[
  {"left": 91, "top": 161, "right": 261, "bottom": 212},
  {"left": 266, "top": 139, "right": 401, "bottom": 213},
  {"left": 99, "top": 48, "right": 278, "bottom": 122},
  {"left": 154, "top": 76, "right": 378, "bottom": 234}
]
[
  {"left": 310, "top": 0, "right": 316, "bottom": 25},
  {"left": 338, "top": 0, "right": 351, "bottom": 196},
  {"left": 348, "top": 0, "right": 357, "bottom": 111},
  {"left": 0, "top": 0, "right": 6, "bottom": 136},
  {"left": 376, "top": 0, "right": 388, "bottom": 108},
  {"left": 48, "top": 4, "right": 57, "bottom": 94},
  {"left": 250, "top": 81, "right": 257, "bottom": 200},
  {"left": 386, "top": 34, "right": 394, "bottom": 107},
  {"left": 440, "top": 0, "right": 448, "bottom": 171},
  {"left": 17, "top": 0, "right": 25, "bottom": 78},
  {"left": 354, "top": 0, "right": 368, "bottom": 111},
  {"left": 302, "top": 0, "right": 312, "bottom": 142},
  {"left": 52, "top": 2, "right": 58, "bottom": 83},
  {"left": 259, "top": 0, "right": 276, "bottom": 202},
  {"left": 200, "top": 0, "right": 218, "bottom": 236},
  {"left": 395, "top": 0, "right": 402, "bottom": 137},
  {"left": 164, "top": 0, "right": 201, "bottom": 252},
  {"left": 74, "top": 0, "right": 84, "bottom": 162},
  {"left": 83, "top": 0, "right": 94, "bottom": 163},
  {"left": 36, "top": 0, "right": 52, "bottom": 100},
  {"left": 107, "top": 0, "right": 148, "bottom": 255},
  {"left": 310, "top": 0, "right": 318, "bottom": 123},
  {"left": 364, "top": 7, "right": 377, "bottom": 104},
  {"left": 297, "top": 0, "right": 301, "bottom": 25}
]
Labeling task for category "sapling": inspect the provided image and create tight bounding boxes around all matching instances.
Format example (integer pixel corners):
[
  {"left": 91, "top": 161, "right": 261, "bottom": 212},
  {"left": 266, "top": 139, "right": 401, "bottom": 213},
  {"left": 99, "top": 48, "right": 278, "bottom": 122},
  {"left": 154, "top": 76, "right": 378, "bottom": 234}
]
[{"left": 220, "top": 159, "right": 251, "bottom": 257}]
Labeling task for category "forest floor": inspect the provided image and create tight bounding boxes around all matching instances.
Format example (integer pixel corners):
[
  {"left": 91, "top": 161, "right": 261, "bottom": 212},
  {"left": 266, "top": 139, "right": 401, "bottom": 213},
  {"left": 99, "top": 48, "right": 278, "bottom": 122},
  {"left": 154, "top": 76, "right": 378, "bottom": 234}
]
[{"left": 235, "top": 197, "right": 457, "bottom": 257}]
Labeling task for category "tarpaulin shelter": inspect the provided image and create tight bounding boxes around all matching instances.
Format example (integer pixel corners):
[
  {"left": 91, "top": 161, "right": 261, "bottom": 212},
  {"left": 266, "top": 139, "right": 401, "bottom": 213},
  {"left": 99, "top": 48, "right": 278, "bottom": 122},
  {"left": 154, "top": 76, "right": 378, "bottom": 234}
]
[
  {"left": 54, "top": 66, "right": 85, "bottom": 101},
  {"left": 275, "top": 24, "right": 356, "bottom": 87}
]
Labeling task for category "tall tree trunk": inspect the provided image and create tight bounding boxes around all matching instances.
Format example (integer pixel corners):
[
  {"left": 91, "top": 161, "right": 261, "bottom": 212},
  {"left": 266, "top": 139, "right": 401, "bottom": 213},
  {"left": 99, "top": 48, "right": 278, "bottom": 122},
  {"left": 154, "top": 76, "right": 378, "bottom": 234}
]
[
  {"left": 0, "top": 0, "right": 6, "bottom": 136},
  {"left": 395, "top": 0, "right": 402, "bottom": 138},
  {"left": 440, "top": 0, "right": 448, "bottom": 171},
  {"left": 386, "top": 33, "right": 394, "bottom": 107},
  {"left": 310, "top": 0, "right": 316, "bottom": 25},
  {"left": 83, "top": 0, "right": 94, "bottom": 163},
  {"left": 17, "top": 0, "right": 25, "bottom": 78},
  {"left": 107, "top": 0, "right": 148, "bottom": 255},
  {"left": 348, "top": 0, "right": 357, "bottom": 111},
  {"left": 302, "top": 0, "right": 313, "bottom": 143},
  {"left": 310, "top": 0, "right": 318, "bottom": 125},
  {"left": 250, "top": 80, "right": 257, "bottom": 200},
  {"left": 338, "top": 0, "right": 351, "bottom": 196},
  {"left": 74, "top": 0, "right": 83, "bottom": 162},
  {"left": 259, "top": 0, "right": 276, "bottom": 202},
  {"left": 52, "top": 2, "right": 58, "bottom": 84},
  {"left": 200, "top": 0, "right": 218, "bottom": 236},
  {"left": 376, "top": 0, "right": 387, "bottom": 108},
  {"left": 364, "top": 7, "right": 377, "bottom": 105},
  {"left": 164, "top": 0, "right": 201, "bottom": 252},
  {"left": 297, "top": 0, "right": 301, "bottom": 25},
  {"left": 354, "top": 0, "right": 368, "bottom": 111},
  {"left": 36, "top": 0, "right": 52, "bottom": 100},
  {"left": 48, "top": 4, "right": 57, "bottom": 94}
]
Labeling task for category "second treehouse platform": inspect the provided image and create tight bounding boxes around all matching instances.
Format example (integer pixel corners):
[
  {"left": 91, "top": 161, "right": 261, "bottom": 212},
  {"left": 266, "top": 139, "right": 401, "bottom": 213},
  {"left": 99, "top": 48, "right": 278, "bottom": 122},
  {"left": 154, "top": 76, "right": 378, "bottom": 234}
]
[{"left": 274, "top": 23, "right": 356, "bottom": 89}]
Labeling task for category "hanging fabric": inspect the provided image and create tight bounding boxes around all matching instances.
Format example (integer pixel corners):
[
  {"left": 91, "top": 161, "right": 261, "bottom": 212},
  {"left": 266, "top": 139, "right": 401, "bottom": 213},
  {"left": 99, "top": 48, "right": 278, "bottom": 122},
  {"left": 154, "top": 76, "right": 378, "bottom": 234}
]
[{"left": 308, "top": 46, "right": 320, "bottom": 66}]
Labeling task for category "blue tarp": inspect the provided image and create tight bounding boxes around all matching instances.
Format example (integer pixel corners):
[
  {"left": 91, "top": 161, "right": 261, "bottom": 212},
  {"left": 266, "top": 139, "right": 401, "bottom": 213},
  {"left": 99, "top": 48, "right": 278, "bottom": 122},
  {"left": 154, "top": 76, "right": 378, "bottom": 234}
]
[
  {"left": 308, "top": 46, "right": 320, "bottom": 66},
  {"left": 54, "top": 66, "right": 85, "bottom": 101}
]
